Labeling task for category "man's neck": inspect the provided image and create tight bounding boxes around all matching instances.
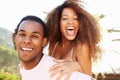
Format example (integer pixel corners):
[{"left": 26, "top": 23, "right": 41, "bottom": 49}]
[{"left": 22, "top": 54, "right": 43, "bottom": 70}]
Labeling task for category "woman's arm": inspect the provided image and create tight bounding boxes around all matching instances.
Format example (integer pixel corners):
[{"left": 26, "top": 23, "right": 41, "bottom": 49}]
[
  {"left": 49, "top": 59, "right": 82, "bottom": 80},
  {"left": 74, "top": 43, "right": 92, "bottom": 76}
]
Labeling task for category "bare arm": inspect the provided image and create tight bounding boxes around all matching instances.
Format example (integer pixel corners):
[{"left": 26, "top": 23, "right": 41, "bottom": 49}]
[
  {"left": 74, "top": 43, "right": 92, "bottom": 76},
  {"left": 49, "top": 59, "right": 82, "bottom": 80}
]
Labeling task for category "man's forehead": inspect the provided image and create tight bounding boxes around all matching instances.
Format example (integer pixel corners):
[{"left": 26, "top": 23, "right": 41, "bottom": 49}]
[{"left": 18, "top": 20, "right": 43, "bottom": 33}]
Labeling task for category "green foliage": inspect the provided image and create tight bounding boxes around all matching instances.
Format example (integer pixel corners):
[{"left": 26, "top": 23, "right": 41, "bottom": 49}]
[
  {"left": 94, "top": 14, "right": 106, "bottom": 20},
  {"left": 0, "top": 27, "right": 21, "bottom": 79},
  {"left": 0, "top": 72, "right": 21, "bottom": 80},
  {"left": 0, "top": 45, "right": 19, "bottom": 72},
  {"left": 99, "top": 14, "right": 105, "bottom": 19},
  {"left": 0, "top": 45, "right": 20, "bottom": 79},
  {"left": 108, "top": 29, "right": 120, "bottom": 32}
]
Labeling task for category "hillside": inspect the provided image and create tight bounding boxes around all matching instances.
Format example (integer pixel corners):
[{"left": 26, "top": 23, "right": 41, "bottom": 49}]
[
  {"left": 0, "top": 27, "right": 14, "bottom": 49},
  {"left": 0, "top": 27, "right": 20, "bottom": 79}
]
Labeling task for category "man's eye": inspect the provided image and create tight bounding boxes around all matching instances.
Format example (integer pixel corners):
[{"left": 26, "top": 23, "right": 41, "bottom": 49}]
[
  {"left": 32, "top": 35, "right": 39, "bottom": 38},
  {"left": 18, "top": 33, "right": 26, "bottom": 37}
]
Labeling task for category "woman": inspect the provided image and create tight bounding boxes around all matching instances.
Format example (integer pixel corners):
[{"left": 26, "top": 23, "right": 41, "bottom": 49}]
[{"left": 46, "top": 0, "right": 101, "bottom": 80}]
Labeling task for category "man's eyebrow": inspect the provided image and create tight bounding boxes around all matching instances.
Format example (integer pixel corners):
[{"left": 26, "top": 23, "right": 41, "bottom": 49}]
[
  {"left": 18, "top": 30, "right": 25, "bottom": 32},
  {"left": 18, "top": 30, "right": 40, "bottom": 34},
  {"left": 32, "top": 31, "right": 40, "bottom": 34}
]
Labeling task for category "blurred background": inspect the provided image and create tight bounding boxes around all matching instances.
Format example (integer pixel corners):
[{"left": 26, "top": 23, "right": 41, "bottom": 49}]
[{"left": 0, "top": 0, "right": 119, "bottom": 80}]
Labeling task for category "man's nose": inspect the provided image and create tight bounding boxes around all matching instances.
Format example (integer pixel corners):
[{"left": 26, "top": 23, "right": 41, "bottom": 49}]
[{"left": 24, "top": 36, "right": 31, "bottom": 44}]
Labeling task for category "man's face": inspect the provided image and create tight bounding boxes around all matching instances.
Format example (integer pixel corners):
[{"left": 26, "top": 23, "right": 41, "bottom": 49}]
[{"left": 14, "top": 20, "right": 46, "bottom": 63}]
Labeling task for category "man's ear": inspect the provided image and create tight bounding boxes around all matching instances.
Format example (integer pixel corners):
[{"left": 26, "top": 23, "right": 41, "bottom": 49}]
[
  {"left": 13, "top": 34, "right": 16, "bottom": 49},
  {"left": 42, "top": 37, "right": 48, "bottom": 47}
]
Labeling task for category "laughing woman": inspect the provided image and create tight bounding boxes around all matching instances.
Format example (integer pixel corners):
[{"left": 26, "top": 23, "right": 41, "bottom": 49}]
[{"left": 46, "top": 0, "right": 102, "bottom": 80}]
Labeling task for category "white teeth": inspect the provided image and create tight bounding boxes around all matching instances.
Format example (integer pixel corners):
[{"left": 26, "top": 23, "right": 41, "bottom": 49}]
[
  {"left": 67, "top": 27, "right": 75, "bottom": 30},
  {"left": 22, "top": 48, "right": 32, "bottom": 51},
  {"left": 67, "top": 27, "right": 75, "bottom": 35}
]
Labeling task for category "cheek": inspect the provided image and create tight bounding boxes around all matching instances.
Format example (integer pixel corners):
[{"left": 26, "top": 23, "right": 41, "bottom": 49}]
[
  {"left": 35, "top": 42, "right": 43, "bottom": 53},
  {"left": 76, "top": 22, "right": 79, "bottom": 28},
  {"left": 15, "top": 39, "right": 20, "bottom": 49},
  {"left": 60, "top": 26, "right": 65, "bottom": 35},
  {"left": 14, "top": 37, "right": 19, "bottom": 45},
  {"left": 15, "top": 37, "right": 23, "bottom": 48},
  {"left": 34, "top": 40, "right": 42, "bottom": 47},
  {"left": 76, "top": 23, "right": 79, "bottom": 31},
  {"left": 60, "top": 23, "right": 65, "bottom": 32},
  {"left": 60, "top": 21, "right": 65, "bottom": 27}
]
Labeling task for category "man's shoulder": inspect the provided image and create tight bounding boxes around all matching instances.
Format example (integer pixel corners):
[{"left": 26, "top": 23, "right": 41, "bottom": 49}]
[
  {"left": 42, "top": 54, "right": 54, "bottom": 60},
  {"left": 41, "top": 54, "right": 56, "bottom": 66}
]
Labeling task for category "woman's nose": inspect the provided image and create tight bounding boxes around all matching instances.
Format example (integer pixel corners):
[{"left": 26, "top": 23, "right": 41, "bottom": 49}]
[{"left": 67, "top": 19, "right": 73, "bottom": 24}]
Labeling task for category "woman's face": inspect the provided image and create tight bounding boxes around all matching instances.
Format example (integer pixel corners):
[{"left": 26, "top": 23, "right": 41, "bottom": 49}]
[{"left": 60, "top": 8, "right": 79, "bottom": 41}]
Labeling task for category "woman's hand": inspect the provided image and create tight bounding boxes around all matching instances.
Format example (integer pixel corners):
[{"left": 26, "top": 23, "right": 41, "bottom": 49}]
[{"left": 49, "top": 59, "right": 82, "bottom": 80}]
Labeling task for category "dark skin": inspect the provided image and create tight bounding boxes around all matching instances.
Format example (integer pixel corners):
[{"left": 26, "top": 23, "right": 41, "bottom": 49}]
[
  {"left": 49, "top": 8, "right": 91, "bottom": 80},
  {"left": 14, "top": 20, "right": 47, "bottom": 70},
  {"left": 46, "top": 0, "right": 101, "bottom": 80}
]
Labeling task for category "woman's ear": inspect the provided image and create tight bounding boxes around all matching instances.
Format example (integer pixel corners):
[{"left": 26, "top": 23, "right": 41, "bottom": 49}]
[{"left": 42, "top": 37, "right": 48, "bottom": 47}]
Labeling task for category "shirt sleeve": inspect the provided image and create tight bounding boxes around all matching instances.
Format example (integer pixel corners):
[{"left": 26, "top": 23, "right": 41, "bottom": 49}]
[{"left": 69, "top": 71, "right": 92, "bottom": 80}]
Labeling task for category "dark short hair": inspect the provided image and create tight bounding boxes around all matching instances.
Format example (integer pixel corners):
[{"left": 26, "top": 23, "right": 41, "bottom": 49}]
[{"left": 14, "top": 15, "right": 47, "bottom": 37}]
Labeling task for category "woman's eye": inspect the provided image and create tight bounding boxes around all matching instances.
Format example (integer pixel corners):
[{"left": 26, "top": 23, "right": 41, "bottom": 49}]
[
  {"left": 62, "top": 18, "right": 68, "bottom": 20},
  {"left": 73, "top": 17, "right": 78, "bottom": 20}
]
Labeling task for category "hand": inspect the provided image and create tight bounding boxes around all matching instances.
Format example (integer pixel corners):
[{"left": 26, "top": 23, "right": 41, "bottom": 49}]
[{"left": 49, "top": 59, "right": 82, "bottom": 80}]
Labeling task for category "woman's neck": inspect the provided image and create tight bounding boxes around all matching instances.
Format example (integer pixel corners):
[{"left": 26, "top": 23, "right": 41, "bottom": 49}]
[{"left": 60, "top": 38, "right": 73, "bottom": 48}]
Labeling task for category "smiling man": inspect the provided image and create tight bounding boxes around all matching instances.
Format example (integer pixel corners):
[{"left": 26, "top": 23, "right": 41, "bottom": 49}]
[{"left": 13, "top": 15, "right": 48, "bottom": 80}]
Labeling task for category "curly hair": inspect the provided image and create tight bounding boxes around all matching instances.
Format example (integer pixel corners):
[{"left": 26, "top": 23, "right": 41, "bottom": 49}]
[{"left": 46, "top": 0, "right": 102, "bottom": 61}]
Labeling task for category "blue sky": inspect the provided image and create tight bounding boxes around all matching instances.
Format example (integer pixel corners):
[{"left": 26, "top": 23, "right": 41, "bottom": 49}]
[
  {"left": 0, "top": 0, "right": 64, "bottom": 31},
  {"left": 0, "top": 0, "right": 119, "bottom": 32}
]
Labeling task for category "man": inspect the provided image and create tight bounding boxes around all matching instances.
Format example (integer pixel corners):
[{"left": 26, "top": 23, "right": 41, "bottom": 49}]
[{"left": 13, "top": 15, "right": 92, "bottom": 80}]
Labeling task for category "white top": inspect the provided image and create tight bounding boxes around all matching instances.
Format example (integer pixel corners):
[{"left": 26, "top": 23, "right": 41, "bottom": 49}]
[
  {"left": 20, "top": 55, "right": 92, "bottom": 80},
  {"left": 51, "top": 42, "right": 74, "bottom": 61}
]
